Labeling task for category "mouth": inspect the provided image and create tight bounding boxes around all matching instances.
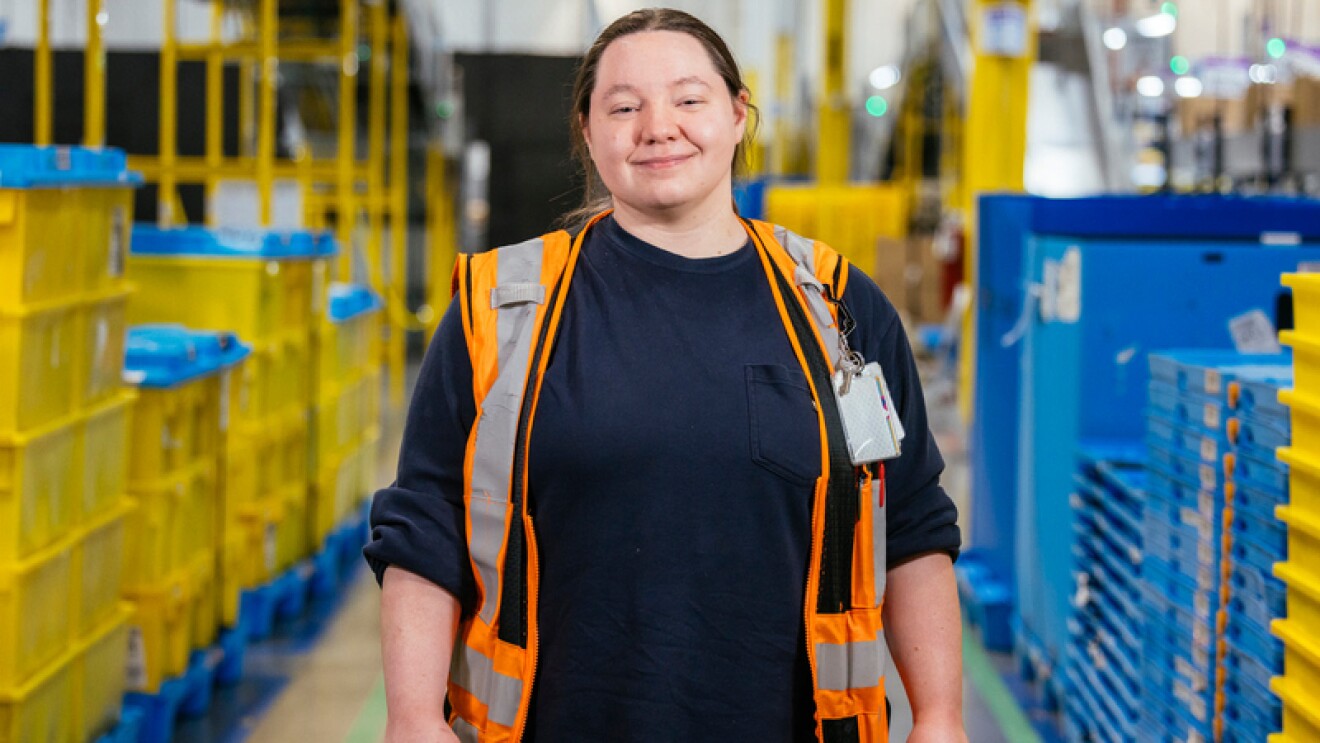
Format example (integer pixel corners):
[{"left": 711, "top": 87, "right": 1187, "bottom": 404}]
[{"left": 634, "top": 154, "right": 695, "bottom": 170}]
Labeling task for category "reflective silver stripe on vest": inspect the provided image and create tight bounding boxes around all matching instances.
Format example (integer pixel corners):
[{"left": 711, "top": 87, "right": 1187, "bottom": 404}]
[
  {"left": 452, "top": 715, "right": 480, "bottom": 743},
  {"left": 873, "top": 478, "right": 888, "bottom": 606},
  {"left": 815, "top": 634, "right": 887, "bottom": 691},
  {"left": 451, "top": 645, "right": 525, "bottom": 728},
  {"left": 469, "top": 237, "right": 546, "bottom": 625},
  {"left": 776, "top": 227, "right": 842, "bottom": 370}
]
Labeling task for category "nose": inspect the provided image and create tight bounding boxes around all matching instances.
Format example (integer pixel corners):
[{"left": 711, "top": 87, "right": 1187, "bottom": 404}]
[{"left": 639, "top": 104, "right": 679, "bottom": 144}]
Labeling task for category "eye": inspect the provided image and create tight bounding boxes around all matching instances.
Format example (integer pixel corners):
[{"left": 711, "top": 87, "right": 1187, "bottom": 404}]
[
  {"left": 610, "top": 105, "right": 638, "bottom": 115},
  {"left": 681, "top": 98, "right": 704, "bottom": 106}
]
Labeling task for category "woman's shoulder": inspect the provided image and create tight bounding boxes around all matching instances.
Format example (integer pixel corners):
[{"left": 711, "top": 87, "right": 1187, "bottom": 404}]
[{"left": 838, "top": 262, "right": 902, "bottom": 339}]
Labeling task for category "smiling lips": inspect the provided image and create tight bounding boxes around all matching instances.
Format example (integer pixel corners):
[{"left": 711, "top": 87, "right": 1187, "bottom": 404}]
[{"left": 634, "top": 153, "right": 695, "bottom": 169}]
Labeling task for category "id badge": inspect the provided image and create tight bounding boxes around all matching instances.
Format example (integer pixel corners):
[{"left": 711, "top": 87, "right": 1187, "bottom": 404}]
[{"left": 832, "top": 362, "right": 903, "bottom": 465}]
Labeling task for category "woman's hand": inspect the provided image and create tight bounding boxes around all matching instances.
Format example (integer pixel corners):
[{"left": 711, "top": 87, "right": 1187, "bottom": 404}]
[
  {"left": 383, "top": 718, "right": 461, "bottom": 743},
  {"left": 906, "top": 719, "right": 969, "bottom": 743}
]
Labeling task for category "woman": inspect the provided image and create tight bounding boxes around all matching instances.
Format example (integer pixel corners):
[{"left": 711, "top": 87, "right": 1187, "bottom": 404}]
[{"left": 367, "top": 8, "right": 964, "bottom": 743}]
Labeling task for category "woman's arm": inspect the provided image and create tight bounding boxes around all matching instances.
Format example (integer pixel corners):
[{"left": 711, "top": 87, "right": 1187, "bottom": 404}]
[
  {"left": 884, "top": 552, "right": 967, "bottom": 742},
  {"left": 381, "top": 566, "right": 462, "bottom": 742}
]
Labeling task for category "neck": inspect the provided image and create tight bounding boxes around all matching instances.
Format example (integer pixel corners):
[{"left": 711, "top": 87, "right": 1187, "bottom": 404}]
[{"left": 610, "top": 193, "right": 748, "bottom": 259}]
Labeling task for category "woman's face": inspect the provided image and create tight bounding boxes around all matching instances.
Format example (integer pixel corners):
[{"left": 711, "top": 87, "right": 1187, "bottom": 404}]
[{"left": 583, "top": 30, "right": 747, "bottom": 217}]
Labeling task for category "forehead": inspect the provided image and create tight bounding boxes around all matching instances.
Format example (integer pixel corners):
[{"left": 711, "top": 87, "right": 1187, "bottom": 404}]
[{"left": 594, "top": 30, "right": 722, "bottom": 94}]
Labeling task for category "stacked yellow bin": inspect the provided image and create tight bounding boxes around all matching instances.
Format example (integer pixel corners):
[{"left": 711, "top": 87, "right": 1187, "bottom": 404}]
[
  {"left": 310, "top": 284, "right": 383, "bottom": 548},
  {"left": 764, "top": 183, "right": 907, "bottom": 277},
  {"left": 0, "top": 145, "right": 138, "bottom": 741},
  {"left": 127, "top": 227, "right": 322, "bottom": 601},
  {"left": 120, "top": 325, "right": 249, "bottom": 693},
  {"left": 1274, "top": 273, "right": 1320, "bottom": 741}
]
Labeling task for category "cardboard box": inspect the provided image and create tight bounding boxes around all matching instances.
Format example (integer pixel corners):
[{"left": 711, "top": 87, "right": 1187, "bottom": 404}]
[
  {"left": 1178, "top": 96, "right": 1251, "bottom": 136},
  {"left": 905, "top": 236, "right": 947, "bottom": 326},
  {"left": 873, "top": 237, "right": 907, "bottom": 313},
  {"left": 1294, "top": 76, "right": 1320, "bottom": 128}
]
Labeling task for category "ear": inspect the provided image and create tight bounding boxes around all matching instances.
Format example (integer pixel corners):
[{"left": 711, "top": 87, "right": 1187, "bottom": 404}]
[
  {"left": 580, "top": 112, "right": 593, "bottom": 155},
  {"left": 732, "top": 88, "right": 750, "bottom": 139}
]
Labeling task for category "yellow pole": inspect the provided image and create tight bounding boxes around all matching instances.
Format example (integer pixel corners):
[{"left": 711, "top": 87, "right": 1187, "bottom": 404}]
[
  {"left": 958, "top": 0, "right": 1034, "bottom": 422},
  {"left": 205, "top": 0, "right": 224, "bottom": 224},
  {"left": 160, "top": 0, "right": 179, "bottom": 225},
  {"left": 35, "top": 0, "right": 52, "bottom": 145},
  {"left": 816, "top": 0, "right": 849, "bottom": 184},
  {"left": 366, "top": 0, "right": 387, "bottom": 294},
  {"left": 423, "top": 145, "right": 449, "bottom": 345},
  {"left": 257, "top": 0, "right": 277, "bottom": 226},
  {"left": 388, "top": 11, "right": 409, "bottom": 409},
  {"left": 85, "top": 0, "right": 106, "bottom": 147},
  {"left": 337, "top": 0, "right": 360, "bottom": 280}
]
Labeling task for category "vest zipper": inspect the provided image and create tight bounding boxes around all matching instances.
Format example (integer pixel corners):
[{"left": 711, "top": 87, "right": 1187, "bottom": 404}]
[{"left": 516, "top": 514, "right": 541, "bottom": 742}]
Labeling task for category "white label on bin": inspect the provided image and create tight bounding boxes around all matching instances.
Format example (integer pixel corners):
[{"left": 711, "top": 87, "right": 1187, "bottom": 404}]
[
  {"left": 1200, "top": 437, "right": 1217, "bottom": 462},
  {"left": 1230, "top": 309, "right": 1282, "bottom": 355},
  {"left": 220, "top": 371, "right": 232, "bottom": 432},
  {"left": 1198, "top": 464, "right": 1216, "bottom": 490},
  {"left": 1198, "top": 541, "right": 1214, "bottom": 567},
  {"left": 1194, "top": 591, "right": 1210, "bottom": 619},
  {"left": 1055, "top": 247, "right": 1082, "bottom": 323},
  {"left": 1203, "top": 404, "right": 1220, "bottom": 431},
  {"left": 979, "top": 3, "right": 1029, "bottom": 57},
  {"left": 1204, "top": 369, "right": 1222, "bottom": 396},
  {"left": 110, "top": 207, "right": 126, "bottom": 277},
  {"left": 126, "top": 626, "right": 148, "bottom": 691}
]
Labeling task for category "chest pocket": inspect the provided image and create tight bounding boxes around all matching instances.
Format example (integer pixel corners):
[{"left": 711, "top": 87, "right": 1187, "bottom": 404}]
[{"left": 745, "top": 364, "right": 822, "bottom": 485}]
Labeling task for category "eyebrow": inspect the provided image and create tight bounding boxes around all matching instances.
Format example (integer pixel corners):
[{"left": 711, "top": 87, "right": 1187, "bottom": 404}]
[{"left": 600, "top": 77, "right": 712, "bottom": 98}]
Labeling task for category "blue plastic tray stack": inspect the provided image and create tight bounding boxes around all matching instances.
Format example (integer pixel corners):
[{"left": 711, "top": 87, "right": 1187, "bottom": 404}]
[
  {"left": 1062, "top": 453, "right": 1146, "bottom": 743},
  {"left": 1142, "top": 351, "right": 1291, "bottom": 742},
  {"left": 1221, "top": 365, "right": 1291, "bottom": 741}
]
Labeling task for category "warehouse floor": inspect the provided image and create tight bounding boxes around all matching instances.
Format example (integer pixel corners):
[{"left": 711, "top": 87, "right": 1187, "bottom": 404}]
[{"left": 175, "top": 356, "right": 1029, "bottom": 743}]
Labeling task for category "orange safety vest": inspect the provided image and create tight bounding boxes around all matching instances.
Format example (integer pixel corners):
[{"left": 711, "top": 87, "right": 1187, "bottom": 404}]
[{"left": 447, "top": 211, "right": 889, "bottom": 743}]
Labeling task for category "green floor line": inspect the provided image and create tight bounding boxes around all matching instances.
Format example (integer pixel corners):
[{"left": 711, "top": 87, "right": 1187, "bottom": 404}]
[
  {"left": 963, "top": 622, "right": 1041, "bottom": 743},
  {"left": 343, "top": 675, "right": 389, "bottom": 743}
]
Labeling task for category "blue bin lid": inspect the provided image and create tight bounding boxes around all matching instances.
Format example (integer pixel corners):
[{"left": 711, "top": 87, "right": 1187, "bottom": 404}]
[
  {"left": 0, "top": 144, "right": 143, "bottom": 188},
  {"left": 123, "top": 324, "right": 251, "bottom": 388},
  {"left": 314, "top": 231, "right": 341, "bottom": 258},
  {"left": 130, "top": 225, "right": 321, "bottom": 259},
  {"left": 327, "top": 283, "right": 383, "bottom": 323}
]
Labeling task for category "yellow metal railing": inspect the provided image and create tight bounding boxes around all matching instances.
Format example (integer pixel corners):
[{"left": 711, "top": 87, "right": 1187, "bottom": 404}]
[{"left": 31, "top": 0, "right": 454, "bottom": 410}]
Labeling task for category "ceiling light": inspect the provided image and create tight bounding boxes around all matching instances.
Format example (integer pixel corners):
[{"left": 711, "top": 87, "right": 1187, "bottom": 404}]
[
  {"left": 1174, "top": 76, "right": 1203, "bottom": 98},
  {"left": 1103, "top": 28, "right": 1127, "bottom": 51},
  {"left": 1137, "top": 76, "right": 1165, "bottom": 97},
  {"left": 868, "top": 65, "right": 901, "bottom": 90},
  {"left": 1136, "top": 13, "right": 1177, "bottom": 38}
]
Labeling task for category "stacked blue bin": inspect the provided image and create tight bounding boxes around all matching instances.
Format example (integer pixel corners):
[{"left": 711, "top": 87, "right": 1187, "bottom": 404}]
[
  {"left": 1062, "top": 456, "right": 1146, "bottom": 742},
  {"left": 1221, "top": 367, "right": 1291, "bottom": 741},
  {"left": 1142, "top": 351, "right": 1291, "bottom": 741}
]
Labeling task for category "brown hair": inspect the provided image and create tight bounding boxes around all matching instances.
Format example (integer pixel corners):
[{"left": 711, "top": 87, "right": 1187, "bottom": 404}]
[{"left": 560, "top": 8, "right": 760, "bottom": 229}]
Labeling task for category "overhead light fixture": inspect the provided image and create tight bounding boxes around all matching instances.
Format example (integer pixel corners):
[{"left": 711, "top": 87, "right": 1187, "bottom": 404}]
[
  {"left": 1103, "top": 27, "right": 1127, "bottom": 51},
  {"left": 1136, "top": 13, "right": 1177, "bottom": 38},
  {"left": 1174, "top": 76, "right": 1203, "bottom": 98},
  {"left": 868, "top": 65, "right": 901, "bottom": 90},
  {"left": 1137, "top": 76, "right": 1165, "bottom": 97},
  {"left": 1248, "top": 64, "right": 1278, "bottom": 84}
]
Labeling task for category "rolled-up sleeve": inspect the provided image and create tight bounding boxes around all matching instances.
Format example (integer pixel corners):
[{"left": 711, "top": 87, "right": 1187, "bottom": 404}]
[
  {"left": 364, "top": 300, "right": 477, "bottom": 610},
  {"left": 843, "top": 265, "right": 962, "bottom": 567}
]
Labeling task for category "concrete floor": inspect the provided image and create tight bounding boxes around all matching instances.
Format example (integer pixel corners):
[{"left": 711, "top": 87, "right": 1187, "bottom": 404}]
[{"left": 182, "top": 353, "right": 1020, "bottom": 743}]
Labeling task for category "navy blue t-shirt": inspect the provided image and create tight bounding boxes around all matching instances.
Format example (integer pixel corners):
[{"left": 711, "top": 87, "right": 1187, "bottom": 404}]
[{"left": 365, "top": 216, "right": 960, "bottom": 742}]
